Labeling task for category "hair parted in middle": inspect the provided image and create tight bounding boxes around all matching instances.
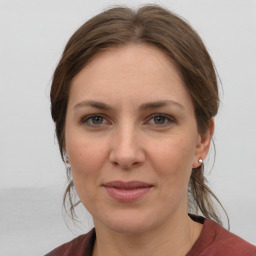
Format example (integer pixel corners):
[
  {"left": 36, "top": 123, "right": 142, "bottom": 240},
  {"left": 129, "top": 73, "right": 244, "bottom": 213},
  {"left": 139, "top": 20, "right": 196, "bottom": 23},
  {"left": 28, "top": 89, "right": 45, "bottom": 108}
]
[{"left": 50, "top": 4, "right": 228, "bottom": 226}]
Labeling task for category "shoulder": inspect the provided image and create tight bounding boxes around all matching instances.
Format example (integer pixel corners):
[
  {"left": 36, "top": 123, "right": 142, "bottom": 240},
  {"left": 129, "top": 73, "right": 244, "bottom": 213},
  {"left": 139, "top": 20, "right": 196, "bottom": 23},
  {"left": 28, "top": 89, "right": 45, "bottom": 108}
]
[
  {"left": 188, "top": 218, "right": 256, "bottom": 256},
  {"left": 206, "top": 220, "right": 256, "bottom": 255},
  {"left": 44, "top": 228, "right": 95, "bottom": 256}
]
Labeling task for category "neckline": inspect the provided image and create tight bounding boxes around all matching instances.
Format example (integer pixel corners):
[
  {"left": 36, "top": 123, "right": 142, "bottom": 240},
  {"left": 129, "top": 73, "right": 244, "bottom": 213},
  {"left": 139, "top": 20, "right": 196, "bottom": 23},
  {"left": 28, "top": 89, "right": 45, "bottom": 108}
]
[{"left": 89, "top": 215, "right": 212, "bottom": 256}]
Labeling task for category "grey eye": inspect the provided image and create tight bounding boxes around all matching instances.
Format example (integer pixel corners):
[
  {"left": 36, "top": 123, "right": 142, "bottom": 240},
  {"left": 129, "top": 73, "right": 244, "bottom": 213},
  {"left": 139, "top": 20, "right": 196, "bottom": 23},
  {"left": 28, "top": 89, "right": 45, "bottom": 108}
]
[
  {"left": 91, "top": 116, "right": 104, "bottom": 124},
  {"left": 153, "top": 115, "right": 167, "bottom": 124},
  {"left": 82, "top": 114, "right": 108, "bottom": 126}
]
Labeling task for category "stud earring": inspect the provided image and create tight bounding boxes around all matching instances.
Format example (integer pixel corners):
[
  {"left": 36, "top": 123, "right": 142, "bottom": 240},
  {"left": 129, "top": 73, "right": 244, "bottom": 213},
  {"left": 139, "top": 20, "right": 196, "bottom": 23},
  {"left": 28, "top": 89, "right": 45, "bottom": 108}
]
[
  {"left": 64, "top": 154, "right": 71, "bottom": 169},
  {"left": 198, "top": 159, "right": 203, "bottom": 164}
]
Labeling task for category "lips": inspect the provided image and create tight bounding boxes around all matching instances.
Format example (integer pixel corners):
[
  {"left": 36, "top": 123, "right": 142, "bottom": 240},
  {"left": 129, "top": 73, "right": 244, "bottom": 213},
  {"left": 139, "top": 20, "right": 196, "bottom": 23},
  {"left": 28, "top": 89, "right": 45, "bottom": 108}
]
[
  {"left": 103, "top": 181, "right": 152, "bottom": 189},
  {"left": 102, "top": 181, "right": 153, "bottom": 202}
]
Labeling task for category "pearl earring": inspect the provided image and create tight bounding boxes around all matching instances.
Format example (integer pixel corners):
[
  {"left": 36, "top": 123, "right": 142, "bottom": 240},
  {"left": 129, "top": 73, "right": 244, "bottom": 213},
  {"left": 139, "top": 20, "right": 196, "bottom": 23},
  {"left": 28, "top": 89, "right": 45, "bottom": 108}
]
[
  {"left": 198, "top": 159, "right": 203, "bottom": 164},
  {"left": 65, "top": 154, "right": 71, "bottom": 168}
]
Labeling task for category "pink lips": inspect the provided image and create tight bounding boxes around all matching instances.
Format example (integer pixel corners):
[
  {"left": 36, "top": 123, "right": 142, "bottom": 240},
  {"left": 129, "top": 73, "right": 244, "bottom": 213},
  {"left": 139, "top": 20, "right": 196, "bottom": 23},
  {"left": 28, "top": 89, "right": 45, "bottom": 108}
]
[{"left": 102, "top": 181, "right": 153, "bottom": 202}]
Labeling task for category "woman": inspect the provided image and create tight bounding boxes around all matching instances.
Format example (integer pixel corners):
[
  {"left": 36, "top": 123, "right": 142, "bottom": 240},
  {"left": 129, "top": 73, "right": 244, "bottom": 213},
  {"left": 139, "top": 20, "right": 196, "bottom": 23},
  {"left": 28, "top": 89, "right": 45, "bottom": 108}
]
[{"left": 46, "top": 5, "right": 256, "bottom": 256}]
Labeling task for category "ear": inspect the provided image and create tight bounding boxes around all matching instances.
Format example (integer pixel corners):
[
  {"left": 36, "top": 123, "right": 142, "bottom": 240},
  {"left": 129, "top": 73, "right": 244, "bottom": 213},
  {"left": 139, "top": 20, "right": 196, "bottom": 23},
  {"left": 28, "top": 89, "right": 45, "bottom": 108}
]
[{"left": 193, "top": 119, "right": 214, "bottom": 168}]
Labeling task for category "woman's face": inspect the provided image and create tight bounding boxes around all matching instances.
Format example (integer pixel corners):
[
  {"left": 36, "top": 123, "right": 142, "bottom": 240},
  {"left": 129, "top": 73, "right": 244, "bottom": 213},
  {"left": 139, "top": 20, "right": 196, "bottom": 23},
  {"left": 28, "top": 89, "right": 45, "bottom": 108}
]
[{"left": 65, "top": 44, "right": 211, "bottom": 234}]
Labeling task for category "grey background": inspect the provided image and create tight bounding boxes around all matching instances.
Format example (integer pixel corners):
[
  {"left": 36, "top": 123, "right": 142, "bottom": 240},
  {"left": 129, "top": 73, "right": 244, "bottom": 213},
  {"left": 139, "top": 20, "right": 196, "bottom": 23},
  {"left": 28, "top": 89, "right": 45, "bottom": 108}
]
[{"left": 1, "top": 0, "right": 255, "bottom": 255}]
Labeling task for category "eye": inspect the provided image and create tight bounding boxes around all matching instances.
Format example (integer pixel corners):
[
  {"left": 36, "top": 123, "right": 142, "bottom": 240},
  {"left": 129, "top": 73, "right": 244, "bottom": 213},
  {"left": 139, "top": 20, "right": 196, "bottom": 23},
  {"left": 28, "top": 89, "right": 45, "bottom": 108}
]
[
  {"left": 81, "top": 114, "right": 109, "bottom": 127},
  {"left": 147, "top": 114, "right": 175, "bottom": 127},
  {"left": 152, "top": 115, "right": 167, "bottom": 124}
]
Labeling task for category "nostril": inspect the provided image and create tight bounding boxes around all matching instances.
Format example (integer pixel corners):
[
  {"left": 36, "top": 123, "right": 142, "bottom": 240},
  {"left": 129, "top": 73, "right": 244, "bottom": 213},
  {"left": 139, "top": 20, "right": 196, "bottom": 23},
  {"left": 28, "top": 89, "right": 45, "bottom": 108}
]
[
  {"left": 111, "top": 160, "right": 141, "bottom": 170},
  {"left": 109, "top": 145, "right": 146, "bottom": 169}
]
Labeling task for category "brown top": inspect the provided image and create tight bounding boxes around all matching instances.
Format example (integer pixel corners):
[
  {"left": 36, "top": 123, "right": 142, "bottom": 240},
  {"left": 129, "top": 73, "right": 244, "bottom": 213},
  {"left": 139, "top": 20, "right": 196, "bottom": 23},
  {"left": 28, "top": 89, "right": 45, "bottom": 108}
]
[{"left": 45, "top": 216, "right": 256, "bottom": 256}]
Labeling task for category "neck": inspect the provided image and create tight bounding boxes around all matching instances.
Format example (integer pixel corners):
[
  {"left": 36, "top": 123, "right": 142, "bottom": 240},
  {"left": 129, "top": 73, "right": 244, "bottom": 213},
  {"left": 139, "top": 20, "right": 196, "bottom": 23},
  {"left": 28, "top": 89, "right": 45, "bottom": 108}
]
[{"left": 92, "top": 213, "right": 202, "bottom": 256}]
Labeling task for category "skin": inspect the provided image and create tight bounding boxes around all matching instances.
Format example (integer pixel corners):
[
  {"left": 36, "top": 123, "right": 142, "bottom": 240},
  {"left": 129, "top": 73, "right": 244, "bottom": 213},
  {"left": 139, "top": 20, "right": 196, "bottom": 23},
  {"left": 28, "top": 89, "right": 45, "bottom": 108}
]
[{"left": 65, "top": 44, "right": 213, "bottom": 256}]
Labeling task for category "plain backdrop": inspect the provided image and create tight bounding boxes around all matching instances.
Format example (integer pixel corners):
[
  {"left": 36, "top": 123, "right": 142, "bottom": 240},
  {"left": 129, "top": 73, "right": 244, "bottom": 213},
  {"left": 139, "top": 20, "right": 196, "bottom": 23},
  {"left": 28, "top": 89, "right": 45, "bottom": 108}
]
[{"left": 0, "top": 0, "right": 255, "bottom": 255}]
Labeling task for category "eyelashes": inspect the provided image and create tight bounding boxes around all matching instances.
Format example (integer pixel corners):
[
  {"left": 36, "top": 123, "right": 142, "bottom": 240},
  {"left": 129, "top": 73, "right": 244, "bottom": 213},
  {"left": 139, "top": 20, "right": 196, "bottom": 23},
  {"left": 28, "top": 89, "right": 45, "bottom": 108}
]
[
  {"left": 81, "top": 113, "right": 176, "bottom": 128},
  {"left": 81, "top": 114, "right": 109, "bottom": 127},
  {"left": 147, "top": 113, "right": 175, "bottom": 127}
]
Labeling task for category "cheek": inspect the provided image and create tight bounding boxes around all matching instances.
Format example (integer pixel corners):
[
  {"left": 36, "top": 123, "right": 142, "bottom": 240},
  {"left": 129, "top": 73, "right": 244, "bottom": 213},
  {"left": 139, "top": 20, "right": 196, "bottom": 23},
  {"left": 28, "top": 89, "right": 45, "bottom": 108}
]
[
  {"left": 68, "top": 143, "right": 106, "bottom": 214},
  {"left": 66, "top": 129, "right": 107, "bottom": 169},
  {"left": 154, "top": 137, "right": 195, "bottom": 167},
  {"left": 151, "top": 137, "right": 196, "bottom": 184},
  {"left": 66, "top": 134, "right": 108, "bottom": 195}
]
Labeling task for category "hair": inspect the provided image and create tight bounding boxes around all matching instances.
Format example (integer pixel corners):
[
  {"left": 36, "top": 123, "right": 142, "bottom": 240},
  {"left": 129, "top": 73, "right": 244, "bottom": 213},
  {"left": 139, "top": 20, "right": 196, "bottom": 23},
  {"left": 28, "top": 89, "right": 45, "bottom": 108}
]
[{"left": 51, "top": 4, "right": 228, "bottom": 226}]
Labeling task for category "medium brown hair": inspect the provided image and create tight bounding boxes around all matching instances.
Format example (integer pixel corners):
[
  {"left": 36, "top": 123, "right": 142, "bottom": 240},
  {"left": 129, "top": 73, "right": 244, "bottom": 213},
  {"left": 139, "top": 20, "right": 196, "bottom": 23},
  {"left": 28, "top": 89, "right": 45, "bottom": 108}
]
[{"left": 51, "top": 5, "right": 227, "bottom": 225}]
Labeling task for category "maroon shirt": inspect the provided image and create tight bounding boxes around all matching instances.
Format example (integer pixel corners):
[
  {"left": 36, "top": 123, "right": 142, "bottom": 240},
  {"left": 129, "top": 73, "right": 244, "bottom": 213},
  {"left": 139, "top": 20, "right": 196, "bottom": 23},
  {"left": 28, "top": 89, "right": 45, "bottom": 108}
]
[{"left": 45, "top": 216, "right": 256, "bottom": 256}]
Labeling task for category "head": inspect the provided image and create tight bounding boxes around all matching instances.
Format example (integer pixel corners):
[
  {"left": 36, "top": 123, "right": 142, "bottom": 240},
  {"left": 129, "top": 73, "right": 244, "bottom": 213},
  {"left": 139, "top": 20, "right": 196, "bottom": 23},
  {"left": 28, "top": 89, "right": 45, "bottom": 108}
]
[{"left": 51, "top": 5, "right": 223, "bottom": 225}]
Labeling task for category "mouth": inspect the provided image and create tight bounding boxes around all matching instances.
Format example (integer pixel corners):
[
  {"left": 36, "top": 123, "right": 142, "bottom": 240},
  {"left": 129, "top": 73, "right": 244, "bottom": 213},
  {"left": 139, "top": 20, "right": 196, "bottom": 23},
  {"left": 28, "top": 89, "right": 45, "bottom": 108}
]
[{"left": 102, "top": 181, "right": 153, "bottom": 202}]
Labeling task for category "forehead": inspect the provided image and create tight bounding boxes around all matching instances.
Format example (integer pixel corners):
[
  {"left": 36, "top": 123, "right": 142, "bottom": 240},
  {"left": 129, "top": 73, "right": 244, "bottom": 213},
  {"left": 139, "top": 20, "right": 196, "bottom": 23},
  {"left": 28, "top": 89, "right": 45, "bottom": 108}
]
[
  {"left": 73, "top": 43, "right": 182, "bottom": 83},
  {"left": 69, "top": 43, "right": 193, "bottom": 110}
]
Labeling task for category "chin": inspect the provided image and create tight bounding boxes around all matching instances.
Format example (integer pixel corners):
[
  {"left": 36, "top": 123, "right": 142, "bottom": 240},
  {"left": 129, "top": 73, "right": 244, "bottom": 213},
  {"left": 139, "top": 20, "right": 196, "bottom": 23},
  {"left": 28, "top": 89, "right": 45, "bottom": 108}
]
[
  {"left": 94, "top": 209, "right": 161, "bottom": 235},
  {"left": 107, "top": 221, "right": 153, "bottom": 235}
]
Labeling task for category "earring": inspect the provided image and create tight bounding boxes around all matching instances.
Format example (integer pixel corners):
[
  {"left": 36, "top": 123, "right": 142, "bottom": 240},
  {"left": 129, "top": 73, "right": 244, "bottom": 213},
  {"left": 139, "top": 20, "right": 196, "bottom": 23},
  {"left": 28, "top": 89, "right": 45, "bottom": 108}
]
[
  {"left": 64, "top": 154, "right": 71, "bottom": 169},
  {"left": 198, "top": 159, "right": 203, "bottom": 164}
]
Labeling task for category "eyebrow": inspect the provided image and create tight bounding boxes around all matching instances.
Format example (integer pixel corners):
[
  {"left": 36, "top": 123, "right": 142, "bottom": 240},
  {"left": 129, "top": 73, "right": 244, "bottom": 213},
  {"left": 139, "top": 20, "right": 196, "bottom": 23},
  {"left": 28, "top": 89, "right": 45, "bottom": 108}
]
[
  {"left": 139, "top": 100, "right": 184, "bottom": 111},
  {"left": 74, "top": 100, "right": 112, "bottom": 111},
  {"left": 73, "top": 100, "right": 184, "bottom": 111}
]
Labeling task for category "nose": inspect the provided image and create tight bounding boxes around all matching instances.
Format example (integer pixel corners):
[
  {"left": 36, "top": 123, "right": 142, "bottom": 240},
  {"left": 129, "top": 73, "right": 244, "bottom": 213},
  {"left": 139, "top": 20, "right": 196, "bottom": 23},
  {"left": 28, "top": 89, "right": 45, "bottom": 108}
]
[{"left": 109, "top": 125, "right": 145, "bottom": 170}]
